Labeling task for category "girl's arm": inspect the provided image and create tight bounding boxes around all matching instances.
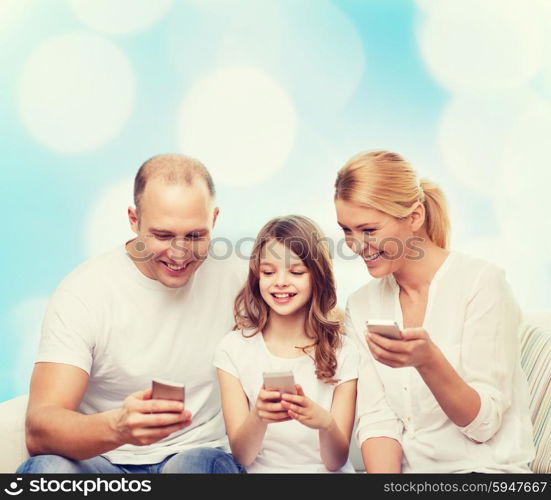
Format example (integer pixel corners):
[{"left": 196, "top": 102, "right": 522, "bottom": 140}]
[
  {"left": 216, "top": 368, "right": 290, "bottom": 467},
  {"left": 320, "top": 379, "right": 357, "bottom": 471},
  {"left": 281, "top": 380, "right": 357, "bottom": 472}
]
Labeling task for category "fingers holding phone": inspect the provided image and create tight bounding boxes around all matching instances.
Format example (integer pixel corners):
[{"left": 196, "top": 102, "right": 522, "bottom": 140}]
[
  {"left": 254, "top": 371, "right": 297, "bottom": 424},
  {"left": 111, "top": 381, "right": 192, "bottom": 447}
]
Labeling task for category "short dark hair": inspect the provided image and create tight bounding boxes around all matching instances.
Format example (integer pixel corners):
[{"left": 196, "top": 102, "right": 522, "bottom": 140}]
[{"left": 133, "top": 154, "right": 216, "bottom": 214}]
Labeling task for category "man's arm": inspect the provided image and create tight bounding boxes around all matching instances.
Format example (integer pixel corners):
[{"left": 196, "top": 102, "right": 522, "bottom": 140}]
[{"left": 26, "top": 362, "right": 192, "bottom": 460}]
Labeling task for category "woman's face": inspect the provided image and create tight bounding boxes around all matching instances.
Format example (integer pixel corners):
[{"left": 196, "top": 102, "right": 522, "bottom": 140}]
[{"left": 335, "top": 198, "right": 423, "bottom": 278}]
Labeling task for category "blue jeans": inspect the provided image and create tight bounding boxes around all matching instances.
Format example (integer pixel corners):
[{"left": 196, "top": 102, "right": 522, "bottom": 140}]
[{"left": 17, "top": 447, "right": 245, "bottom": 474}]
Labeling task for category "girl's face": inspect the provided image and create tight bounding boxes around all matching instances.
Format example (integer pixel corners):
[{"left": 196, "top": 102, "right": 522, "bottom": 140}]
[
  {"left": 258, "top": 239, "right": 313, "bottom": 318},
  {"left": 335, "top": 198, "right": 422, "bottom": 279}
]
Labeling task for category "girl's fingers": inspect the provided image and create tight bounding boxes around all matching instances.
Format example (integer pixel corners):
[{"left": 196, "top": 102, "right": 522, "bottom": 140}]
[
  {"left": 281, "top": 401, "right": 302, "bottom": 414},
  {"left": 258, "top": 410, "right": 289, "bottom": 421},
  {"left": 258, "top": 401, "right": 285, "bottom": 412},
  {"left": 288, "top": 410, "right": 303, "bottom": 422},
  {"left": 295, "top": 384, "right": 305, "bottom": 397},
  {"left": 280, "top": 393, "right": 304, "bottom": 404}
]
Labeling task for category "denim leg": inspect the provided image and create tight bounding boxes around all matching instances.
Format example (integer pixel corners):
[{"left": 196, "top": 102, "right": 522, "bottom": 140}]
[
  {"left": 160, "top": 447, "right": 245, "bottom": 474},
  {"left": 16, "top": 454, "right": 124, "bottom": 474}
]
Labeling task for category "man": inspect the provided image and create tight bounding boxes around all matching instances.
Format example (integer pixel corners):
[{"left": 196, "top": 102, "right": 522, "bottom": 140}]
[{"left": 17, "top": 154, "right": 246, "bottom": 473}]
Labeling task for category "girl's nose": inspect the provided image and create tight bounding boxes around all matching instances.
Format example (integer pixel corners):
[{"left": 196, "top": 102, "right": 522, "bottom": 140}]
[{"left": 274, "top": 272, "right": 288, "bottom": 287}]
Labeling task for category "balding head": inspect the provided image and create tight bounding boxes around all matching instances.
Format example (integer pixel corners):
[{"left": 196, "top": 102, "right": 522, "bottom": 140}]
[{"left": 133, "top": 154, "right": 216, "bottom": 216}]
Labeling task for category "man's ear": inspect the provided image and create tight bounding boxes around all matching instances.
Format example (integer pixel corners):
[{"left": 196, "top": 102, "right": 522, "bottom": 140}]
[
  {"left": 128, "top": 206, "right": 139, "bottom": 234},
  {"left": 409, "top": 202, "right": 425, "bottom": 233},
  {"left": 212, "top": 207, "right": 220, "bottom": 228}
]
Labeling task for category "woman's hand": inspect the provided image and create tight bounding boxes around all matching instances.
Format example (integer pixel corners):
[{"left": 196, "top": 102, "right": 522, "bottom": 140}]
[
  {"left": 280, "top": 385, "right": 334, "bottom": 431},
  {"left": 254, "top": 386, "right": 292, "bottom": 424},
  {"left": 365, "top": 327, "right": 438, "bottom": 370}
]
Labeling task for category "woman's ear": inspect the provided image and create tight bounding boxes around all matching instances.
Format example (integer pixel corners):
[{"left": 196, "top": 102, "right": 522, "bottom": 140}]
[{"left": 409, "top": 202, "right": 425, "bottom": 232}]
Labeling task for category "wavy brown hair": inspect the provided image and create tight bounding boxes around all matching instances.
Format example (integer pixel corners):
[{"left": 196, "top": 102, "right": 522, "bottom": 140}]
[{"left": 233, "top": 215, "right": 343, "bottom": 384}]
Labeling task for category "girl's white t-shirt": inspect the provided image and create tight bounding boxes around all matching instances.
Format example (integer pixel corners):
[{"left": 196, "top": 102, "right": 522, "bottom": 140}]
[{"left": 214, "top": 330, "right": 359, "bottom": 473}]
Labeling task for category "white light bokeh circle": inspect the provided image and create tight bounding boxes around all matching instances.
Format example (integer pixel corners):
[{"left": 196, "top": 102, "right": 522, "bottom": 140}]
[
  {"left": 457, "top": 235, "right": 549, "bottom": 311},
  {"left": 439, "top": 90, "right": 545, "bottom": 195},
  {"left": 85, "top": 179, "right": 136, "bottom": 258},
  {"left": 18, "top": 33, "right": 136, "bottom": 153},
  {"left": 68, "top": 0, "right": 175, "bottom": 34},
  {"left": 173, "top": 0, "right": 365, "bottom": 117},
  {"left": 419, "top": 0, "right": 544, "bottom": 92},
  {"left": 0, "top": 0, "right": 29, "bottom": 32},
  {"left": 12, "top": 298, "right": 48, "bottom": 394},
  {"left": 179, "top": 66, "right": 298, "bottom": 186},
  {"left": 496, "top": 104, "right": 551, "bottom": 258}
]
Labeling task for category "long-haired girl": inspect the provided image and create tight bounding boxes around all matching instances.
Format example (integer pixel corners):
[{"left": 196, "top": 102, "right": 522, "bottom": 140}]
[{"left": 214, "top": 215, "right": 358, "bottom": 473}]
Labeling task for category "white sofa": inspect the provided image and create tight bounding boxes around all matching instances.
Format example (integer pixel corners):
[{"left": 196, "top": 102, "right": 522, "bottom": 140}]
[{"left": 1, "top": 311, "right": 549, "bottom": 473}]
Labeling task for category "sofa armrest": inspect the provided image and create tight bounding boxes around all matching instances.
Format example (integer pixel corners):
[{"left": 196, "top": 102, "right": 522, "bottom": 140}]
[{"left": 0, "top": 395, "right": 30, "bottom": 473}]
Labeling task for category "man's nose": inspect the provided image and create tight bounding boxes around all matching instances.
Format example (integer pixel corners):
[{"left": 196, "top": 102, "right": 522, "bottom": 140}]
[{"left": 167, "top": 238, "right": 191, "bottom": 261}]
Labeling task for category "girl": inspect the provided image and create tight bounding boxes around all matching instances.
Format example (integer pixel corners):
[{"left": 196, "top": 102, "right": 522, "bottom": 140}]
[
  {"left": 214, "top": 215, "right": 359, "bottom": 473},
  {"left": 335, "top": 150, "right": 534, "bottom": 473}
]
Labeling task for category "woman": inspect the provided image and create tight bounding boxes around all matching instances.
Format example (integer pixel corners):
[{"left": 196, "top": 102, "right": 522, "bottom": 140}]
[{"left": 334, "top": 150, "right": 534, "bottom": 473}]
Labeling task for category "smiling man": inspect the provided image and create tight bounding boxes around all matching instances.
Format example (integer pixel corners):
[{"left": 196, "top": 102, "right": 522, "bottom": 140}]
[{"left": 17, "top": 154, "right": 247, "bottom": 474}]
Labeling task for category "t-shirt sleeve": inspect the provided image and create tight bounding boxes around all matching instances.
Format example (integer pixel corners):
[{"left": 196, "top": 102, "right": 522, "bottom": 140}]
[
  {"left": 36, "top": 287, "right": 97, "bottom": 374},
  {"left": 456, "top": 264, "right": 522, "bottom": 443},
  {"left": 335, "top": 336, "right": 360, "bottom": 385},
  {"left": 213, "top": 331, "right": 241, "bottom": 378}
]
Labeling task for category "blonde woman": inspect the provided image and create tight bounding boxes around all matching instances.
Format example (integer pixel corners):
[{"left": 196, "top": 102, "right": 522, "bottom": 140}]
[{"left": 335, "top": 150, "right": 534, "bottom": 473}]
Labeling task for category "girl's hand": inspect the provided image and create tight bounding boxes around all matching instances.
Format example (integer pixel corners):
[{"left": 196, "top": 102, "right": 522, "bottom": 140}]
[
  {"left": 280, "top": 385, "right": 334, "bottom": 431},
  {"left": 254, "top": 386, "right": 292, "bottom": 424},
  {"left": 365, "top": 327, "right": 438, "bottom": 370}
]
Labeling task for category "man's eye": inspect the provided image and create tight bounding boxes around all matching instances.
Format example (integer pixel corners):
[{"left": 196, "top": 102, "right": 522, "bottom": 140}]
[
  {"left": 341, "top": 227, "right": 351, "bottom": 234},
  {"left": 154, "top": 234, "right": 172, "bottom": 240},
  {"left": 363, "top": 229, "right": 376, "bottom": 235}
]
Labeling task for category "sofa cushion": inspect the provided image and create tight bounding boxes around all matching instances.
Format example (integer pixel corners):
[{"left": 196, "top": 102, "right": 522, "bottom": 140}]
[{"left": 520, "top": 323, "right": 551, "bottom": 473}]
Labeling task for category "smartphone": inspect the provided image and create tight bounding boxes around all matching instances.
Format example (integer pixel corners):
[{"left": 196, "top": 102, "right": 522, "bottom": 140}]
[
  {"left": 151, "top": 378, "right": 186, "bottom": 404},
  {"left": 366, "top": 319, "right": 402, "bottom": 340},
  {"left": 262, "top": 371, "right": 297, "bottom": 395}
]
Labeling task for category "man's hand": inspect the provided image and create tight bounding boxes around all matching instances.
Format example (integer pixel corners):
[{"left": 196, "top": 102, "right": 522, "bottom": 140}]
[{"left": 110, "top": 388, "right": 192, "bottom": 446}]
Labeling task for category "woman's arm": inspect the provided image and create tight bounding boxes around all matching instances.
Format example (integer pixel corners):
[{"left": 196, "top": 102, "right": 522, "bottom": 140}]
[
  {"left": 367, "top": 330, "right": 481, "bottom": 427},
  {"left": 361, "top": 437, "right": 402, "bottom": 473},
  {"left": 366, "top": 265, "right": 521, "bottom": 442},
  {"left": 217, "top": 369, "right": 290, "bottom": 467}
]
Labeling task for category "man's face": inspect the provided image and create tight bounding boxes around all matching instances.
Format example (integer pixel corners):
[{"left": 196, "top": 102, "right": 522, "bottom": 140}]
[{"left": 127, "top": 178, "right": 218, "bottom": 288}]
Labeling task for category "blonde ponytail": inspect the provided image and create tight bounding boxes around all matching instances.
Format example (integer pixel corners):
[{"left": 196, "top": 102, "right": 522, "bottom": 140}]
[
  {"left": 419, "top": 179, "right": 450, "bottom": 249},
  {"left": 335, "top": 150, "right": 451, "bottom": 249}
]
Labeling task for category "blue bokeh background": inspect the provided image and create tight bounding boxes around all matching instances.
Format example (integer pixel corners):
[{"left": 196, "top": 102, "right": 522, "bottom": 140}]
[{"left": 2, "top": 0, "right": 550, "bottom": 400}]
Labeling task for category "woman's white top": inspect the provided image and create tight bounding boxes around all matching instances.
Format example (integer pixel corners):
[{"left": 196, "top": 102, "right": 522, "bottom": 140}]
[
  {"left": 214, "top": 330, "right": 359, "bottom": 473},
  {"left": 346, "top": 251, "right": 535, "bottom": 473}
]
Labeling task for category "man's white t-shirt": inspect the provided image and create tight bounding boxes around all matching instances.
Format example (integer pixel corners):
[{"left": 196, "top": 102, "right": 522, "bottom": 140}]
[
  {"left": 213, "top": 330, "right": 359, "bottom": 473},
  {"left": 36, "top": 244, "right": 246, "bottom": 465}
]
